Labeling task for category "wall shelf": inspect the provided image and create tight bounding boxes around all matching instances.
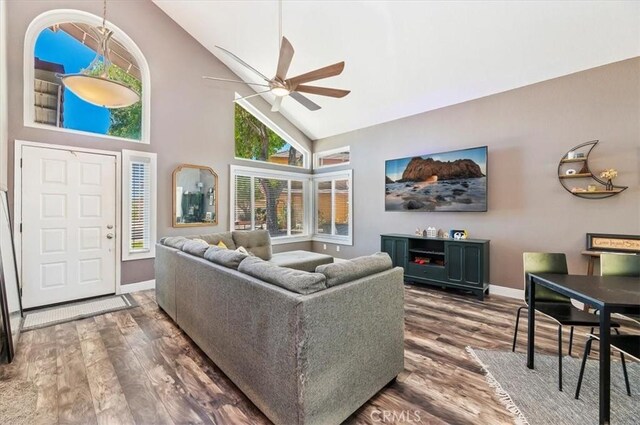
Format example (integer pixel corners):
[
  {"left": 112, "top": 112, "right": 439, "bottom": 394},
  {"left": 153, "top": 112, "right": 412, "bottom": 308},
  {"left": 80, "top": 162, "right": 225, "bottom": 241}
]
[{"left": 557, "top": 140, "right": 627, "bottom": 199}]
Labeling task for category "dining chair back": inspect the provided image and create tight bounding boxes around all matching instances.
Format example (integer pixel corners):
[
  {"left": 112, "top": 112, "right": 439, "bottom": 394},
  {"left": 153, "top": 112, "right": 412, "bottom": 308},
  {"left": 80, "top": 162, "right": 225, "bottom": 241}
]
[
  {"left": 600, "top": 253, "right": 640, "bottom": 277},
  {"left": 523, "top": 252, "right": 570, "bottom": 303}
]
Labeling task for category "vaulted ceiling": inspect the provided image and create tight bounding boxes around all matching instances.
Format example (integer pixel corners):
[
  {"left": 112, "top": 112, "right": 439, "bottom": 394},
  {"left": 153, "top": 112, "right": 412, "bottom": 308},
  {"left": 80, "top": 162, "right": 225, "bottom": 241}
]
[{"left": 153, "top": 1, "right": 640, "bottom": 140}]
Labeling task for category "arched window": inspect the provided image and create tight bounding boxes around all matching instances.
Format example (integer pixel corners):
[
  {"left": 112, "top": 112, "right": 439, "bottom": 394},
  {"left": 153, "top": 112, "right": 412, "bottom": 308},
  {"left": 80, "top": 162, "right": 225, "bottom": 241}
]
[{"left": 24, "top": 9, "right": 150, "bottom": 143}]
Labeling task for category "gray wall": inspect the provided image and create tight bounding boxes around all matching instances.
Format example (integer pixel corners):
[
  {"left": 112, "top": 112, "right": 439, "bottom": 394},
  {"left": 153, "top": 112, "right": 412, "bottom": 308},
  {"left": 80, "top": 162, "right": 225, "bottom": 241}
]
[
  {"left": 313, "top": 58, "right": 640, "bottom": 290},
  {"left": 5, "top": 0, "right": 312, "bottom": 285}
]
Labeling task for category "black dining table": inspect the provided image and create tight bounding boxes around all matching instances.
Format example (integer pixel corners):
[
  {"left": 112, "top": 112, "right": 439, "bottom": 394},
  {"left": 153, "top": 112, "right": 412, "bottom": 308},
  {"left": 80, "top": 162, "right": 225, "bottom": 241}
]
[{"left": 527, "top": 273, "right": 640, "bottom": 424}]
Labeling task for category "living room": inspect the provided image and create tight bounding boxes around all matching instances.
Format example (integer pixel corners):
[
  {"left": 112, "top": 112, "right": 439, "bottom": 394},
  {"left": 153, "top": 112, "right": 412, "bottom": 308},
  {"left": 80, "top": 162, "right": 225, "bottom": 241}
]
[{"left": 0, "top": 1, "right": 638, "bottom": 424}]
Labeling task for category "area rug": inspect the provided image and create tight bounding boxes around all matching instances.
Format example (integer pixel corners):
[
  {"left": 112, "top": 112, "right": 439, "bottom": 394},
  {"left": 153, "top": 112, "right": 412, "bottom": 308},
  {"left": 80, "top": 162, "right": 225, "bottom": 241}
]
[
  {"left": 22, "top": 294, "right": 137, "bottom": 331},
  {"left": 0, "top": 379, "right": 37, "bottom": 424},
  {"left": 466, "top": 347, "right": 640, "bottom": 425}
]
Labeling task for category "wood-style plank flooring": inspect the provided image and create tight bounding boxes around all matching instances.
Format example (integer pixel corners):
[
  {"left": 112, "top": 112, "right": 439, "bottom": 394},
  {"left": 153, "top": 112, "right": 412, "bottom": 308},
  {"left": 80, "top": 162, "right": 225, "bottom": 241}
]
[{"left": 1, "top": 285, "right": 638, "bottom": 424}]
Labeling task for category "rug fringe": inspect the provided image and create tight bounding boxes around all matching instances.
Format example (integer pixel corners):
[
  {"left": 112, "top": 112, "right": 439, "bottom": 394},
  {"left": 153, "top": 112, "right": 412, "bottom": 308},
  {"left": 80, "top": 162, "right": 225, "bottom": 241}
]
[{"left": 466, "top": 346, "right": 529, "bottom": 425}]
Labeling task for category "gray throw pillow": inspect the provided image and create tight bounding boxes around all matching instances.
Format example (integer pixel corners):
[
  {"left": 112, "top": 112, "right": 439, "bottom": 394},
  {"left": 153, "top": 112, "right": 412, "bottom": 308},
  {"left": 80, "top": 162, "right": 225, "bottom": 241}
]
[
  {"left": 316, "top": 252, "right": 393, "bottom": 287},
  {"left": 181, "top": 239, "right": 209, "bottom": 257},
  {"left": 196, "top": 232, "right": 236, "bottom": 250},
  {"left": 162, "top": 236, "right": 189, "bottom": 250},
  {"left": 239, "top": 256, "right": 326, "bottom": 295},
  {"left": 232, "top": 230, "right": 272, "bottom": 260},
  {"left": 204, "top": 246, "right": 248, "bottom": 269}
]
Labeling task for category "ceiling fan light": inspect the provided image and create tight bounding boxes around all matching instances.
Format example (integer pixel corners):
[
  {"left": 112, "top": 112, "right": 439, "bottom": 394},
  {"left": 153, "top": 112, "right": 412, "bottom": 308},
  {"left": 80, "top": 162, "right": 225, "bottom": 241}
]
[{"left": 271, "top": 86, "right": 290, "bottom": 97}]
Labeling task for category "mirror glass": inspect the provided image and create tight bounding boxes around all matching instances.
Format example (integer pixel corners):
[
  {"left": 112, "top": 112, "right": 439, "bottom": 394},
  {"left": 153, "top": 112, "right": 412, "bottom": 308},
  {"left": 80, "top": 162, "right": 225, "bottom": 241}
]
[
  {"left": 0, "top": 190, "right": 22, "bottom": 363},
  {"left": 173, "top": 165, "right": 218, "bottom": 227}
]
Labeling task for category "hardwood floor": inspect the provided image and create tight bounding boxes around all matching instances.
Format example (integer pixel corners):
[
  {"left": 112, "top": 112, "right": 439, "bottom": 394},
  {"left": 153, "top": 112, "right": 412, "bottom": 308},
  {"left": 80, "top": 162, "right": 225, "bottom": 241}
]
[{"left": 1, "top": 285, "right": 637, "bottom": 425}]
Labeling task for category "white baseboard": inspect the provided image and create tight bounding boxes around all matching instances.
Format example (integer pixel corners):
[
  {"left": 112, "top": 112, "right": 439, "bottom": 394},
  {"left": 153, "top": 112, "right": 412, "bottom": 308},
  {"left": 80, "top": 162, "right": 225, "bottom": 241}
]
[
  {"left": 489, "top": 284, "right": 524, "bottom": 300},
  {"left": 120, "top": 279, "right": 155, "bottom": 294}
]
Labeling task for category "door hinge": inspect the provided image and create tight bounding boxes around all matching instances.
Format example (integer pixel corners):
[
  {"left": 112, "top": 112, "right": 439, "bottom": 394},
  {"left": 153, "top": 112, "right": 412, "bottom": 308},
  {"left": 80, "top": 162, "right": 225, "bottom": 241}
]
[
  {"left": 19, "top": 158, "right": 23, "bottom": 168},
  {"left": 19, "top": 223, "right": 22, "bottom": 233}
]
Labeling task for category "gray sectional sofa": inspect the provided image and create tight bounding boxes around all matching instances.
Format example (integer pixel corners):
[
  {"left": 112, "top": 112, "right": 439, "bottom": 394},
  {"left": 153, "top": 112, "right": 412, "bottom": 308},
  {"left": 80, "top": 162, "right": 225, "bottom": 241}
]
[{"left": 155, "top": 230, "right": 405, "bottom": 425}]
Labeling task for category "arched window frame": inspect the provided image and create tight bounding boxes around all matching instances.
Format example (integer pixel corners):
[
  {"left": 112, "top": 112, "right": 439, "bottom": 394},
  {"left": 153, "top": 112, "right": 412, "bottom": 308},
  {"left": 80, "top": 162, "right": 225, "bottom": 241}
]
[{"left": 23, "top": 9, "right": 151, "bottom": 144}]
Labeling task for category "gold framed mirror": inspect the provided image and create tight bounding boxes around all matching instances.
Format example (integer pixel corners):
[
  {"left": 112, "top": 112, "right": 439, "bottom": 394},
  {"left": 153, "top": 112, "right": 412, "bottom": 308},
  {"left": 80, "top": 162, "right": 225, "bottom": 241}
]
[{"left": 172, "top": 164, "right": 218, "bottom": 227}]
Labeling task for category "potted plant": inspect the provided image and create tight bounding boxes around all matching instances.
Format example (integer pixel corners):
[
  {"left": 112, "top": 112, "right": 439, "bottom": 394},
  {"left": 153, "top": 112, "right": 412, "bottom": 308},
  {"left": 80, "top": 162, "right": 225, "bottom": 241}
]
[{"left": 600, "top": 169, "right": 618, "bottom": 191}]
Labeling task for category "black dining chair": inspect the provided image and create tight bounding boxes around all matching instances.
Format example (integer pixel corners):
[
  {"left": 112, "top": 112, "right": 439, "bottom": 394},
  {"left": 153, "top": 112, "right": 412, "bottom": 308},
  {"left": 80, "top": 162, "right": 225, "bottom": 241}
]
[
  {"left": 512, "top": 252, "right": 621, "bottom": 391},
  {"left": 575, "top": 334, "right": 639, "bottom": 399},
  {"left": 600, "top": 253, "right": 640, "bottom": 325}
]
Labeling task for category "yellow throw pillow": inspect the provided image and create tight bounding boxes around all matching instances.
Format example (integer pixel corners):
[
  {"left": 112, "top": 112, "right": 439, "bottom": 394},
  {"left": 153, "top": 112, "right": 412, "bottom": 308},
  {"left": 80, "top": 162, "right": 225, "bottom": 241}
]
[{"left": 217, "top": 241, "right": 228, "bottom": 249}]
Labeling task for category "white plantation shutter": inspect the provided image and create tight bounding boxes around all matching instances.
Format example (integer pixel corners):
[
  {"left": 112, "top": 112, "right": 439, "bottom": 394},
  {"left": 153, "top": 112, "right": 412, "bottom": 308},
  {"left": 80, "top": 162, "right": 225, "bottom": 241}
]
[
  {"left": 130, "top": 160, "right": 150, "bottom": 252},
  {"left": 231, "top": 166, "right": 310, "bottom": 239},
  {"left": 122, "top": 150, "right": 157, "bottom": 261}
]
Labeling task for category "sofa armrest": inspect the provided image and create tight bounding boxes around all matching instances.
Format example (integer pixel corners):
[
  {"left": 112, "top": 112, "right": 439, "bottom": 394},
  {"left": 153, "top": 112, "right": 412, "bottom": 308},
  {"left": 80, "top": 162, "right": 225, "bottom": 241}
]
[
  {"left": 155, "top": 243, "right": 178, "bottom": 320},
  {"left": 296, "top": 267, "right": 405, "bottom": 425}
]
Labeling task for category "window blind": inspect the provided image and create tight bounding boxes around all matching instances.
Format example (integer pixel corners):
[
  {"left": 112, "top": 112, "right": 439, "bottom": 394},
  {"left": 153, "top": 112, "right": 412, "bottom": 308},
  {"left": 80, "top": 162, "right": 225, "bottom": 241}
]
[{"left": 130, "top": 160, "right": 151, "bottom": 252}]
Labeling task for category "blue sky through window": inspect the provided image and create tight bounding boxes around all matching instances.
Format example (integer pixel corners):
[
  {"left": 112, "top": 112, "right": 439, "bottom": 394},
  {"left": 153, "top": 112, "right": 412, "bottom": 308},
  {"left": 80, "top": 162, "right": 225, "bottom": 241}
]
[{"left": 35, "top": 28, "right": 110, "bottom": 134}]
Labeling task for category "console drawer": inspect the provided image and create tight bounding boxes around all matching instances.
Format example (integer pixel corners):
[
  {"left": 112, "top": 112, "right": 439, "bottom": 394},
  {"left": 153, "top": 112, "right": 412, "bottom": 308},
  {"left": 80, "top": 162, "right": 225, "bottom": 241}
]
[{"left": 406, "top": 262, "right": 446, "bottom": 282}]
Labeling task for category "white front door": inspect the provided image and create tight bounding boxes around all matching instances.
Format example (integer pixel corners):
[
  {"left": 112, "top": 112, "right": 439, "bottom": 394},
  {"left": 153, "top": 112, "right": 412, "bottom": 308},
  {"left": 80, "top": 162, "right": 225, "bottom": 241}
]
[{"left": 20, "top": 146, "right": 117, "bottom": 309}]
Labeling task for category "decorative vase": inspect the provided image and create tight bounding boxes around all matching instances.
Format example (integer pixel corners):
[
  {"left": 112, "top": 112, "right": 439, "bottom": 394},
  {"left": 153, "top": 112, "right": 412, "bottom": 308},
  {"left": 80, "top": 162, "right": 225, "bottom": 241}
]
[{"left": 605, "top": 179, "right": 613, "bottom": 191}]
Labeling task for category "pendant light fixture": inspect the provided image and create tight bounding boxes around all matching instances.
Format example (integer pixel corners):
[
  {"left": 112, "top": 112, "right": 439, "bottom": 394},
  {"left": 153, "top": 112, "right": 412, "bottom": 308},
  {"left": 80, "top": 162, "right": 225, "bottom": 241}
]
[{"left": 59, "top": 0, "right": 140, "bottom": 108}]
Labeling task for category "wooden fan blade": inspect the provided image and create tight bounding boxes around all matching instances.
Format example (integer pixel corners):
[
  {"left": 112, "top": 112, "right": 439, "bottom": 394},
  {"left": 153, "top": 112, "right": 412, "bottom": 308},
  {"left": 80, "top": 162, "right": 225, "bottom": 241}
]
[
  {"left": 287, "top": 61, "right": 345, "bottom": 87},
  {"left": 203, "top": 76, "right": 270, "bottom": 88},
  {"left": 271, "top": 96, "right": 283, "bottom": 112},
  {"left": 295, "top": 85, "right": 350, "bottom": 98},
  {"left": 215, "top": 45, "right": 270, "bottom": 82},
  {"left": 275, "top": 37, "right": 294, "bottom": 81},
  {"left": 290, "top": 91, "right": 321, "bottom": 111}
]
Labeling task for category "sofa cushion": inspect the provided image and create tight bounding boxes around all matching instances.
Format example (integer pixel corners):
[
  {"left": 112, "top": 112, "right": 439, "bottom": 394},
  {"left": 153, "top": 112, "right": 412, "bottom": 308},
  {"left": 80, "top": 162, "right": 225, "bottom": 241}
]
[
  {"left": 239, "top": 256, "right": 326, "bottom": 295},
  {"left": 269, "top": 250, "right": 334, "bottom": 272},
  {"left": 195, "top": 232, "right": 236, "bottom": 250},
  {"left": 181, "top": 239, "right": 209, "bottom": 258},
  {"left": 316, "top": 252, "right": 393, "bottom": 287},
  {"left": 232, "top": 230, "right": 272, "bottom": 260},
  {"left": 204, "top": 246, "right": 248, "bottom": 269},
  {"left": 162, "top": 236, "right": 189, "bottom": 250}
]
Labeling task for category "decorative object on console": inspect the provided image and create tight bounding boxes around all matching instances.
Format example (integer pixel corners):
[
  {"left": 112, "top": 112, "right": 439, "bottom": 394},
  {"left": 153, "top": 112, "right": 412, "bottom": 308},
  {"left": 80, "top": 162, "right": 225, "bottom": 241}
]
[
  {"left": 426, "top": 227, "right": 437, "bottom": 238},
  {"left": 450, "top": 229, "right": 468, "bottom": 240},
  {"left": 385, "top": 146, "right": 488, "bottom": 212},
  {"left": 172, "top": 164, "right": 218, "bottom": 227},
  {"left": 557, "top": 140, "right": 627, "bottom": 199}
]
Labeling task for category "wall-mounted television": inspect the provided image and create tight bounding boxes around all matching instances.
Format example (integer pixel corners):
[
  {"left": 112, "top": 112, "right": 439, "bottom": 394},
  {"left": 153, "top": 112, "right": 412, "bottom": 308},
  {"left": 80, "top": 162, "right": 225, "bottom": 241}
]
[{"left": 385, "top": 146, "right": 488, "bottom": 212}]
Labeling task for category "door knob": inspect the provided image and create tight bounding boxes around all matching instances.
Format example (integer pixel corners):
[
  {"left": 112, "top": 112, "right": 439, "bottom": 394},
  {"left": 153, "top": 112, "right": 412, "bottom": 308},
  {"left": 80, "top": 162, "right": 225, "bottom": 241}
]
[
  {"left": 107, "top": 224, "right": 114, "bottom": 229},
  {"left": 106, "top": 233, "right": 114, "bottom": 239}
]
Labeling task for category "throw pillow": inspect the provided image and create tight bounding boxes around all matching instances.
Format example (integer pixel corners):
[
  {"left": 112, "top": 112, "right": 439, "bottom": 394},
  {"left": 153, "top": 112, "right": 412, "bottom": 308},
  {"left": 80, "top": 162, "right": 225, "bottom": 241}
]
[
  {"left": 204, "top": 246, "right": 247, "bottom": 269},
  {"left": 235, "top": 246, "right": 254, "bottom": 256},
  {"left": 231, "top": 230, "right": 272, "bottom": 260},
  {"left": 191, "top": 238, "right": 209, "bottom": 245},
  {"left": 181, "top": 239, "right": 209, "bottom": 257},
  {"left": 217, "top": 241, "right": 228, "bottom": 249},
  {"left": 238, "top": 256, "right": 326, "bottom": 295},
  {"left": 162, "top": 236, "right": 189, "bottom": 250},
  {"left": 315, "top": 252, "right": 392, "bottom": 287}
]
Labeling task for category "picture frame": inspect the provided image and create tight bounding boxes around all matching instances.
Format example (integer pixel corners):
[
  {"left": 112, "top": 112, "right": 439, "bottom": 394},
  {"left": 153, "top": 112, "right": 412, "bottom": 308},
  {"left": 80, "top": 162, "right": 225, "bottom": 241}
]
[{"left": 586, "top": 233, "right": 640, "bottom": 253}]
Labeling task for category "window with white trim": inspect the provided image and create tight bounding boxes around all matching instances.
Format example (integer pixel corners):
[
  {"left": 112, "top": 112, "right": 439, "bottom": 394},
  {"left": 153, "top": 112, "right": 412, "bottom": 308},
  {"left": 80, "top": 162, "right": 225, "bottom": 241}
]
[
  {"left": 234, "top": 97, "right": 310, "bottom": 169},
  {"left": 24, "top": 10, "right": 151, "bottom": 143},
  {"left": 122, "top": 150, "right": 156, "bottom": 260},
  {"left": 231, "top": 165, "right": 311, "bottom": 243},
  {"left": 313, "top": 146, "right": 350, "bottom": 169},
  {"left": 313, "top": 170, "right": 353, "bottom": 245}
]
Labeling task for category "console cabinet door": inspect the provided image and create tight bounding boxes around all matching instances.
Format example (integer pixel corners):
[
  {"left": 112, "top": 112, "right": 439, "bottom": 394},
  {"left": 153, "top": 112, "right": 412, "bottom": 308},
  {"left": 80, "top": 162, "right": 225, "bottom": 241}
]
[
  {"left": 445, "top": 243, "right": 464, "bottom": 283},
  {"left": 463, "top": 244, "right": 482, "bottom": 285},
  {"left": 381, "top": 237, "right": 407, "bottom": 268},
  {"left": 446, "top": 242, "right": 484, "bottom": 286}
]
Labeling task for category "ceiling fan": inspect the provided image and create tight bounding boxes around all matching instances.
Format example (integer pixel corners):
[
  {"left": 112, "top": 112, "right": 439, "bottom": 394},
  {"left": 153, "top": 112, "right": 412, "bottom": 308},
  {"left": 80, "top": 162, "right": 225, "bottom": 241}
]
[{"left": 203, "top": 2, "right": 350, "bottom": 112}]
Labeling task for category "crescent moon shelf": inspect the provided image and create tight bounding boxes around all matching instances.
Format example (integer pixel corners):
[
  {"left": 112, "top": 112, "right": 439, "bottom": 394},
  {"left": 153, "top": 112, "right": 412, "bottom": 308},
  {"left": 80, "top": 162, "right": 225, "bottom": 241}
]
[{"left": 557, "top": 140, "right": 627, "bottom": 199}]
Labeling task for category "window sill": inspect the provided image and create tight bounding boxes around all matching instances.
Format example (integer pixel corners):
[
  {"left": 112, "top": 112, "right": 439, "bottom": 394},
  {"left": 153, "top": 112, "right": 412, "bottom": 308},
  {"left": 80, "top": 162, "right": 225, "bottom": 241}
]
[
  {"left": 271, "top": 235, "right": 313, "bottom": 245},
  {"left": 312, "top": 235, "right": 353, "bottom": 246},
  {"left": 24, "top": 122, "right": 149, "bottom": 144}
]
